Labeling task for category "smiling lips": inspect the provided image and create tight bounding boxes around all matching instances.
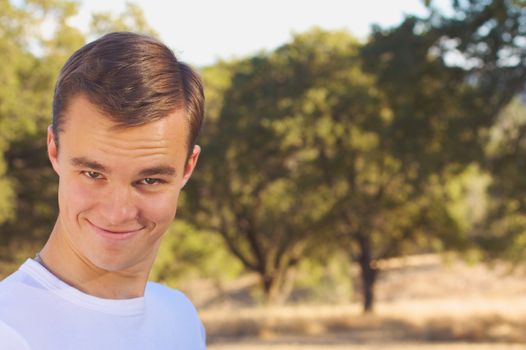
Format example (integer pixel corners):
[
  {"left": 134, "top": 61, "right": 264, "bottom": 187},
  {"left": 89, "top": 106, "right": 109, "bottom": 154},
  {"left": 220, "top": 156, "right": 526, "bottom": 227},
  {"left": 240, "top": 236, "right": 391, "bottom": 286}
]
[{"left": 87, "top": 220, "right": 143, "bottom": 240}]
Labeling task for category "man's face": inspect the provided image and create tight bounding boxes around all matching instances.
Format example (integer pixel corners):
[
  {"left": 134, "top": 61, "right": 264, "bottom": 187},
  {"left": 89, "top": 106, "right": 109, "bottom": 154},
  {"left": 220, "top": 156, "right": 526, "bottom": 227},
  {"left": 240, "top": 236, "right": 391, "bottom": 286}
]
[{"left": 47, "top": 95, "right": 200, "bottom": 273}]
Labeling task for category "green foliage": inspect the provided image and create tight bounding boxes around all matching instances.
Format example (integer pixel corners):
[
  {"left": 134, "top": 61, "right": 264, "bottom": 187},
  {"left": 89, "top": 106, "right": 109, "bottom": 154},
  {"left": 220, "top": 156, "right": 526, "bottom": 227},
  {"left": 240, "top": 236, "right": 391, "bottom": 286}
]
[
  {"left": 0, "top": 0, "right": 33, "bottom": 226},
  {"left": 0, "top": 0, "right": 84, "bottom": 253},
  {"left": 151, "top": 220, "right": 243, "bottom": 287},
  {"left": 292, "top": 252, "right": 353, "bottom": 304},
  {"left": 90, "top": 2, "right": 158, "bottom": 38},
  {"left": 186, "top": 29, "right": 370, "bottom": 303},
  {"left": 444, "top": 164, "right": 490, "bottom": 235},
  {"left": 355, "top": 0, "right": 525, "bottom": 309},
  {"left": 478, "top": 98, "right": 526, "bottom": 263},
  {"left": 0, "top": 177, "right": 14, "bottom": 225},
  {"left": 187, "top": 25, "right": 485, "bottom": 307}
]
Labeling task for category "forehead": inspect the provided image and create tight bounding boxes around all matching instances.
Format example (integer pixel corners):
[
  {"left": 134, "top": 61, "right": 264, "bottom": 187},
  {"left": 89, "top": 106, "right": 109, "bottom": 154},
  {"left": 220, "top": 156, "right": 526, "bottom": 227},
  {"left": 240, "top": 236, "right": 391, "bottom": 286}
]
[{"left": 59, "top": 95, "right": 189, "bottom": 162}]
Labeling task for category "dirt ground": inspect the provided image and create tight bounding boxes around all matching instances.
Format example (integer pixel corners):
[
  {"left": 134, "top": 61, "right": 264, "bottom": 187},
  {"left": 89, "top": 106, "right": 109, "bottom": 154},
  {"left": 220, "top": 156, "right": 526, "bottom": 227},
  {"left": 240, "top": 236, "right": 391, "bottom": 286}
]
[
  {"left": 208, "top": 342, "right": 525, "bottom": 350},
  {"left": 209, "top": 342, "right": 524, "bottom": 350},
  {"left": 197, "top": 254, "right": 526, "bottom": 349}
]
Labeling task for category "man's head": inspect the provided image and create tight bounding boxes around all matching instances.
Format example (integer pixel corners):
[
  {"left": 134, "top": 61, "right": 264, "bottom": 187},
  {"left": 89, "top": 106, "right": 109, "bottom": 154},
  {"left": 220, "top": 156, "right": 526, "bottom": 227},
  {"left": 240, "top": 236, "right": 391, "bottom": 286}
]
[
  {"left": 44, "top": 32, "right": 204, "bottom": 275},
  {"left": 52, "top": 32, "right": 204, "bottom": 159}
]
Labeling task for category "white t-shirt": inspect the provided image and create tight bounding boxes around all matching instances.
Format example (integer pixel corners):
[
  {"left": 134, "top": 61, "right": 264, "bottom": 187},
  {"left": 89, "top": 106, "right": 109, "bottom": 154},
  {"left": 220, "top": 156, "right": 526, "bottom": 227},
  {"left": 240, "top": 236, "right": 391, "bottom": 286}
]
[{"left": 0, "top": 259, "right": 206, "bottom": 349}]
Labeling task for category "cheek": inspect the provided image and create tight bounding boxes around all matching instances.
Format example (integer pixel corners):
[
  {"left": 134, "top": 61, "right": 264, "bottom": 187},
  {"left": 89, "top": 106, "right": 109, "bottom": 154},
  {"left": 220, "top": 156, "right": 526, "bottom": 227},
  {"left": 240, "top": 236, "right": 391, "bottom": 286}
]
[
  {"left": 58, "top": 176, "right": 97, "bottom": 216},
  {"left": 142, "top": 190, "right": 181, "bottom": 226}
]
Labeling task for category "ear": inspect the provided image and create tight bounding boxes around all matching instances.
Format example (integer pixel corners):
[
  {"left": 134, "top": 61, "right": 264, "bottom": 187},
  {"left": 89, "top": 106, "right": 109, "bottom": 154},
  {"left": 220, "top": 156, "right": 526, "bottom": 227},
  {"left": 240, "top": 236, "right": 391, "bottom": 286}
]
[
  {"left": 181, "top": 145, "right": 201, "bottom": 189},
  {"left": 47, "top": 125, "right": 60, "bottom": 175}
]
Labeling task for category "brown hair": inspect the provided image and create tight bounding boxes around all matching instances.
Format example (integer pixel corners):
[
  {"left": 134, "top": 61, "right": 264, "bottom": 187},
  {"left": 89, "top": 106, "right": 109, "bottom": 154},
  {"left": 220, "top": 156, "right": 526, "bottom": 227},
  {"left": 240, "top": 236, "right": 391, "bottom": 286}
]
[{"left": 52, "top": 32, "right": 204, "bottom": 158}]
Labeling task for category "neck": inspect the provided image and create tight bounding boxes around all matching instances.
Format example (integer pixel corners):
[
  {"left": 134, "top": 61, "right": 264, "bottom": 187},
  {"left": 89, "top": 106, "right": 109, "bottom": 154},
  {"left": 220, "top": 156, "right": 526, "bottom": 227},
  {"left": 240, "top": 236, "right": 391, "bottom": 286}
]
[{"left": 39, "top": 220, "right": 152, "bottom": 299}]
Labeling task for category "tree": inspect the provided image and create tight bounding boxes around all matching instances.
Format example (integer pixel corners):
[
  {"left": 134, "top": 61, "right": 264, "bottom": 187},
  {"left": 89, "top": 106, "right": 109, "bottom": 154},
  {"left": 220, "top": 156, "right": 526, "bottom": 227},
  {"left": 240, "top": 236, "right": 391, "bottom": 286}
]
[
  {"left": 189, "top": 0, "right": 526, "bottom": 310},
  {"left": 298, "top": 25, "right": 468, "bottom": 312},
  {"left": 185, "top": 30, "right": 360, "bottom": 303},
  {"left": 427, "top": 0, "right": 526, "bottom": 112},
  {"left": 425, "top": 0, "right": 526, "bottom": 265},
  {"left": 0, "top": 0, "right": 29, "bottom": 228},
  {"left": 1, "top": 0, "right": 84, "bottom": 258},
  {"left": 363, "top": 0, "right": 525, "bottom": 172},
  {"left": 185, "top": 29, "right": 461, "bottom": 308},
  {"left": 477, "top": 97, "right": 526, "bottom": 263},
  {"left": 89, "top": 2, "right": 158, "bottom": 38},
  {"left": 355, "top": 0, "right": 526, "bottom": 310}
]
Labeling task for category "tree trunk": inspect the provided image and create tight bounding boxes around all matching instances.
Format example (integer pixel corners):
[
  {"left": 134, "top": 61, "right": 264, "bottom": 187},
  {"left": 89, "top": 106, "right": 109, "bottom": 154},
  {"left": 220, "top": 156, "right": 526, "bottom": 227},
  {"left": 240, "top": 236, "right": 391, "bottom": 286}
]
[
  {"left": 261, "top": 270, "right": 281, "bottom": 304},
  {"left": 357, "top": 234, "right": 378, "bottom": 313},
  {"left": 259, "top": 265, "right": 297, "bottom": 304}
]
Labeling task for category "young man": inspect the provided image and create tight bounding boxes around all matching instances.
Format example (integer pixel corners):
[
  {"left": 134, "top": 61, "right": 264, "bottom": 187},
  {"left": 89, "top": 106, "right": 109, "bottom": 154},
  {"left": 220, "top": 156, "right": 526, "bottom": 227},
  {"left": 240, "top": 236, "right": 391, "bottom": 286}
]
[{"left": 0, "top": 32, "right": 206, "bottom": 349}]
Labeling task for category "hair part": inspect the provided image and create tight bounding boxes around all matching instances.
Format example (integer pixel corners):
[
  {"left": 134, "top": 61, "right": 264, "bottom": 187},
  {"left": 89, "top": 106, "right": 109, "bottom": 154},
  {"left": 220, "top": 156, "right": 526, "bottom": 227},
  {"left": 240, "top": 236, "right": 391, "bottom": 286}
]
[{"left": 52, "top": 32, "right": 204, "bottom": 159}]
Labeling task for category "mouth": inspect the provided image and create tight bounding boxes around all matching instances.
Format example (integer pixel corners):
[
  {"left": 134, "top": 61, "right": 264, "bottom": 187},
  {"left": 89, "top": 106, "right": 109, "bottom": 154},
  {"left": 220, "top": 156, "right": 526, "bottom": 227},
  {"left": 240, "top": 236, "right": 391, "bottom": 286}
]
[{"left": 87, "top": 220, "right": 143, "bottom": 241}]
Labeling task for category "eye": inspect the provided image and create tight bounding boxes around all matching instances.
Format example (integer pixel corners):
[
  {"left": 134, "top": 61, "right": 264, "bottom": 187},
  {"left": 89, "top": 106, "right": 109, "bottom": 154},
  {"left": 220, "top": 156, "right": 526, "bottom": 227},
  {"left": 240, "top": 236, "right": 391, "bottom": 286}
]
[
  {"left": 82, "top": 171, "right": 103, "bottom": 180},
  {"left": 140, "top": 178, "right": 164, "bottom": 185}
]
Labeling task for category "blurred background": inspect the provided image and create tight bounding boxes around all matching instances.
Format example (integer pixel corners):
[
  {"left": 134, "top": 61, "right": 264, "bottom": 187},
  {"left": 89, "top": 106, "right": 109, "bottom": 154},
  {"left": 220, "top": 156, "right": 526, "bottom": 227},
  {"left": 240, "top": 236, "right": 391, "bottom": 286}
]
[{"left": 1, "top": 0, "right": 526, "bottom": 349}]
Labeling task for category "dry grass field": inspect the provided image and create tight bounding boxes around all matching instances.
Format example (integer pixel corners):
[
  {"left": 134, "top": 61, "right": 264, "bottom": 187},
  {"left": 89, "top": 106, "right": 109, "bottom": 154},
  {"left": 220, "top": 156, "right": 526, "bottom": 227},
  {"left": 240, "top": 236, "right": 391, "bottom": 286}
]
[
  {"left": 195, "top": 254, "right": 526, "bottom": 349},
  {"left": 208, "top": 343, "right": 524, "bottom": 350}
]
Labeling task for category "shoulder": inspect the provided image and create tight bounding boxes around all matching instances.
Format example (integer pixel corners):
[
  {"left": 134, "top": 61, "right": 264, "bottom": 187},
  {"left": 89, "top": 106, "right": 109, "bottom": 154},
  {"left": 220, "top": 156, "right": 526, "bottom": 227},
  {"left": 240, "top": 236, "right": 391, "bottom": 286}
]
[
  {"left": 0, "top": 267, "right": 37, "bottom": 330},
  {"left": 0, "top": 318, "right": 32, "bottom": 349},
  {"left": 145, "top": 282, "right": 206, "bottom": 346},
  {"left": 145, "top": 281, "right": 197, "bottom": 311},
  {"left": 0, "top": 268, "right": 28, "bottom": 303}
]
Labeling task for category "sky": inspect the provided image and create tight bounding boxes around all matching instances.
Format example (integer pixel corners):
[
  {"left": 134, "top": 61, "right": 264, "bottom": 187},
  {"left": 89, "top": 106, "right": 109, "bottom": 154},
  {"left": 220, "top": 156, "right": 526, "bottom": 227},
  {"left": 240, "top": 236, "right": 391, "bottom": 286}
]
[{"left": 72, "top": 0, "right": 435, "bottom": 67}]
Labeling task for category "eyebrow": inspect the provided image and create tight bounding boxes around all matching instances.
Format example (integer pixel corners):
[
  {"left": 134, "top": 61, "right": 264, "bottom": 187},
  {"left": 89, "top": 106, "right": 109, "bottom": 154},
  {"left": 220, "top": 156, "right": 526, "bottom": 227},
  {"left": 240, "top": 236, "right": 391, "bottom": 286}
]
[
  {"left": 70, "top": 157, "right": 109, "bottom": 173},
  {"left": 137, "top": 166, "right": 176, "bottom": 177},
  {"left": 70, "top": 157, "right": 176, "bottom": 177}
]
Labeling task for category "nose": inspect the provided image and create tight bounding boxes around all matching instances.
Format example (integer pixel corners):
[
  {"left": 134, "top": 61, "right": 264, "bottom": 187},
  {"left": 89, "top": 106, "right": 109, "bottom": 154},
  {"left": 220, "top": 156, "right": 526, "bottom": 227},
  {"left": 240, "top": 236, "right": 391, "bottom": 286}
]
[{"left": 99, "top": 185, "right": 139, "bottom": 227}]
